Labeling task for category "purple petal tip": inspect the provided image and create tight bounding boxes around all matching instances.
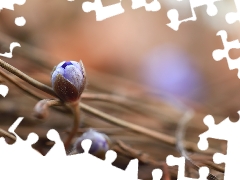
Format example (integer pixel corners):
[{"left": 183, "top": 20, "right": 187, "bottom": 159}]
[{"left": 61, "top": 61, "right": 73, "bottom": 69}]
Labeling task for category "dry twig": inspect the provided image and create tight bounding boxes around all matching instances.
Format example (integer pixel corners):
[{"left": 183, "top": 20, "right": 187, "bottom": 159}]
[{"left": 0, "top": 128, "right": 16, "bottom": 141}]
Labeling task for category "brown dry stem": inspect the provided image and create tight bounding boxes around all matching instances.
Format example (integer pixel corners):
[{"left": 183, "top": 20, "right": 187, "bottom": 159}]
[
  {"left": 0, "top": 59, "right": 57, "bottom": 98},
  {"left": 0, "top": 128, "right": 16, "bottom": 141},
  {"left": 79, "top": 103, "right": 215, "bottom": 155},
  {"left": 0, "top": 69, "right": 46, "bottom": 100},
  {"left": 64, "top": 102, "right": 81, "bottom": 150}
]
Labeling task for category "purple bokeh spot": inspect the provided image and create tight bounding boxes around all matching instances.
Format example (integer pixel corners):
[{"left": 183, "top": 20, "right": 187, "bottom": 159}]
[
  {"left": 141, "top": 45, "right": 205, "bottom": 101},
  {"left": 61, "top": 61, "right": 73, "bottom": 69}
]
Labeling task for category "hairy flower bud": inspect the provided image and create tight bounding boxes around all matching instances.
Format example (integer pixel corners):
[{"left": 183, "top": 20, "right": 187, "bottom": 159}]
[
  {"left": 51, "top": 61, "right": 86, "bottom": 103},
  {"left": 73, "top": 129, "right": 110, "bottom": 159}
]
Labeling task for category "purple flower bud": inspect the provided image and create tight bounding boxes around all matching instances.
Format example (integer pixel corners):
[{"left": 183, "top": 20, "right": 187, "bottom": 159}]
[
  {"left": 51, "top": 61, "right": 86, "bottom": 103},
  {"left": 73, "top": 129, "right": 110, "bottom": 159}
]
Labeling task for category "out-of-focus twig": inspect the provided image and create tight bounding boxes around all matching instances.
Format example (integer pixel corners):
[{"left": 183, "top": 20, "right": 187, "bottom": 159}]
[
  {"left": 176, "top": 108, "right": 219, "bottom": 180},
  {"left": 82, "top": 93, "right": 181, "bottom": 124},
  {"left": 203, "top": 161, "right": 225, "bottom": 173},
  {"left": 0, "top": 128, "right": 16, "bottom": 141},
  {"left": 113, "top": 140, "right": 162, "bottom": 166},
  {"left": 65, "top": 127, "right": 125, "bottom": 135},
  {"left": 79, "top": 103, "right": 216, "bottom": 155},
  {"left": 0, "top": 59, "right": 57, "bottom": 98},
  {"left": 0, "top": 31, "right": 58, "bottom": 70},
  {"left": 0, "top": 69, "right": 46, "bottom": 100}
]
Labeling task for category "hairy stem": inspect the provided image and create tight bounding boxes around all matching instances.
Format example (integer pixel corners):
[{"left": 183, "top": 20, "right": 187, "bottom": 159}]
[{"left": 64, "top": 103, "right": 80, "bottom": 150}]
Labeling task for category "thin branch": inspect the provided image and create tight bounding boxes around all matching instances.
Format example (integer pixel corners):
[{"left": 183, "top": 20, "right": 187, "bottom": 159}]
[
  {"left": 0, "top": 69, "right": 73, "bottom": 118},
  {"left": 203, "top": 161, "right": 224, "bottom": 173},
  {"left": 81, "top": 93, "right": 179, "bottom": 124},
  {"left": 0, "top": 69, "right": 45, "bottom": 100},
  {"left": 113, "top": 140, "right": 162, "bottom": 166},
  {"left": 0, "top": 128, "right": 16, "bottom": 141},
  {"left": 0, "top": 31, "right": 57, "bottom": 70},
  {"left": 0, "top": 59, "right": 57, "bottom": 98},
  {"left": 64, "top": 127, "right": 125, "bottom": 135},
  {"left": 79, "top": 102, "right": 216, "bottom": 155}
]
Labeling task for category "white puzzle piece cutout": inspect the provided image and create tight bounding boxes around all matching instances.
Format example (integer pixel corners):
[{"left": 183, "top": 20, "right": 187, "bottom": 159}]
[
  {"left": 0, "top": 85, "right": 9, "bottom": 97},
  {"left": 131, "top": 0, "right": 161, "bottom": 12},
  {"left": 82, "top": 0, "right": 124, "bottom": 21},
  {"left": 15, "top": 16, "right": 26, "bottom": 26},
  {"left": 3, "top": 117, "right": 42, "bottom": 157},
  {"left": 45, "top": 129, "right": 66, "bottom": 157},
  {"left": 0, "top": 0, "right": 26, "bottom": 11},
  {"left": 0, "top": 117, "right": 42, "bottom": 179},
  {"left": 166, "top": 155, "right": 209, "bottom": 180},
  {"left": 0, "top": 0, "right": 26, "bottom": 27},
  {"left": 212, "top": 30, "right": 240, "bottom": 79},
  {"left": 0, "top": 118, "right": 141, "bottom": 180},
  {"left": 198, "top": 112, "right": 240, "bottom": 180},
  {"left": 0, "top": 1, "right": 25, "bottom": 58},
  {"left": 225, "top": 0, "right": 240, "bottom": 24},
  {"left": 0, "top": 42, "right": 21, "bottom": 58},
  {"left": 82, "top": 0, "right": 162, "bottom": 21},
  {"left": 63, "top": 139, "right": 139, "bottom": 180},
  {"left": 167, "top": 0, "right": 221, "bottom": 31},
  {"left": 152, "top": 169, "right": 163, "bottom": 180}
]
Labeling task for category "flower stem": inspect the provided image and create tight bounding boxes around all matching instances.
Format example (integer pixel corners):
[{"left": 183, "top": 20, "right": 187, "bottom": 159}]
[
  {"left": 64, "top": 102, "right": 80, "bottom": 150},
  {"left": 0, "top": 59, "right": 57, "bottom": 98}
]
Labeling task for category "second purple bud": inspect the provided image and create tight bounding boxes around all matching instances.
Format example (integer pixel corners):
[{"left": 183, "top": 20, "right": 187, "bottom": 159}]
[{"left": 73, "top": 129, "right": 110, "bottom": 159}]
